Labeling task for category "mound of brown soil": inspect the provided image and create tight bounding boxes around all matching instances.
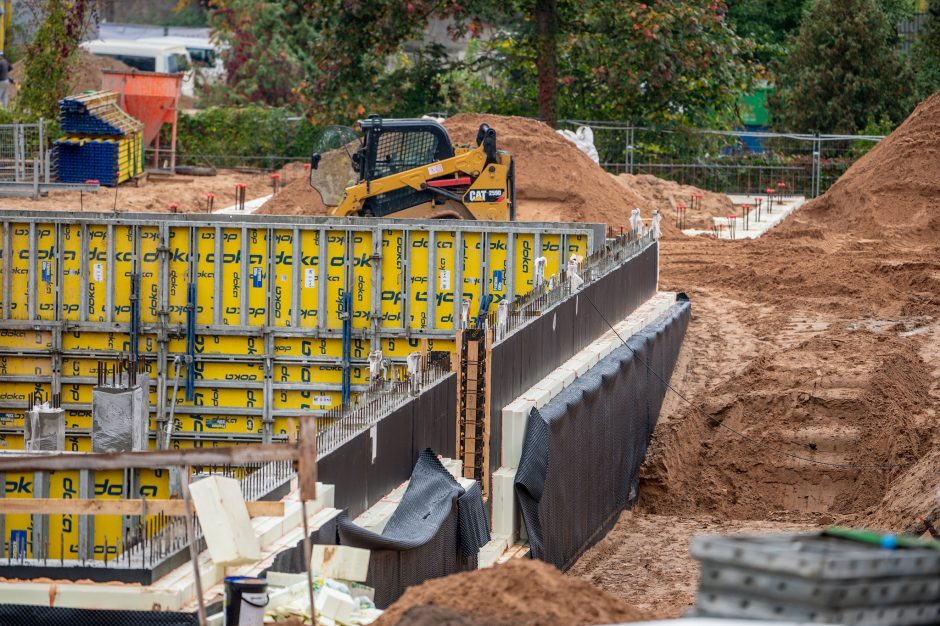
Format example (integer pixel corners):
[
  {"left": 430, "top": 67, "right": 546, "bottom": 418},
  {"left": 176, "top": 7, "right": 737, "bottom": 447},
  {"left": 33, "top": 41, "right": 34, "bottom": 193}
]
[
  {"left": 800, "top": 91, "right": 940, "bottom": 240},
  {"left": 259, "top": 160, "right": 333, "bottom": 216},
  {"left": 443, "top": 114, "right": 645, "bottom": 227},
  {"left": 374, "top": 559, "right": 647, "bottom": 626},
  {"left": 615, "top": 173, "right": 735, "bottom": 230},
  {"left": 12, "top": 49, "right": 133, "bottom": 97}
]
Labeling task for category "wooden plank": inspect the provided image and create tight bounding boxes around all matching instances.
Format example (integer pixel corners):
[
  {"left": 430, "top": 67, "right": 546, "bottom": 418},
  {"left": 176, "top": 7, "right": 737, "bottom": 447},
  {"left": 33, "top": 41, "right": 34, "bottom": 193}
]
[
  {"left": 0, "top": 444, "right": 299, "bottom": 473},
  {"left": 0, "top": 498, "right": 285, "bottom": 518},
  {"left": 297, "top": 415, "right": 318, "bottom": 501}
]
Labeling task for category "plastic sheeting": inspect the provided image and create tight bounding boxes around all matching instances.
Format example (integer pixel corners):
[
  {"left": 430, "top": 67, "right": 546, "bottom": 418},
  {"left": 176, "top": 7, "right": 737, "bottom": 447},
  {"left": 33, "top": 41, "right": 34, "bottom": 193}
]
[
  {"left": 515, "top": 296, "right": 691, "bottom": 570},
  {"left": 91, "top": 380, "right": 150, "bottom": 452},
  {"left": 335, "top": 449, "right": 490, "bottom": 608},
  {"left": 24, "top": 405, "right": 65, "bottom": 452}
]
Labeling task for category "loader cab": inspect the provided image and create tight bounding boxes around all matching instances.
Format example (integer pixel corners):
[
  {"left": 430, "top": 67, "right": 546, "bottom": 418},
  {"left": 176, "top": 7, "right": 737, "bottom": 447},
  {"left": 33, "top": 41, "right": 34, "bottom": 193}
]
[
  {"left": 310, "top": 116, "right": 458, "bottom": 217},
  {"left": 354, "top": 117, "right": 455, "bottom": 181},
  {"left": 353, "top": 117, "right": 456, "bottom": 217}
]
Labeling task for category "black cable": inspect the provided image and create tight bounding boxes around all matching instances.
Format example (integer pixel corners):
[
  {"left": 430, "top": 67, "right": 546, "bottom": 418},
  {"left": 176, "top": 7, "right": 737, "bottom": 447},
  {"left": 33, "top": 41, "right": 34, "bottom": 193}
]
[{"left": 581, "top": 292, "right": 916, "bottom": 471}]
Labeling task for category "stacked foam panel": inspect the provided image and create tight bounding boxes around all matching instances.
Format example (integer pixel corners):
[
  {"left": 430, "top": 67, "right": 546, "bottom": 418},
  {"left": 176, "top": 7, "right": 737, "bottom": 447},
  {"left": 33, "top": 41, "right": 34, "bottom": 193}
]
[
  {"left": 54, "top": 91, "right": 145, "bottom": 186},
  {"left": 690, "top": 533, "right": 940, "bottom": 625}
]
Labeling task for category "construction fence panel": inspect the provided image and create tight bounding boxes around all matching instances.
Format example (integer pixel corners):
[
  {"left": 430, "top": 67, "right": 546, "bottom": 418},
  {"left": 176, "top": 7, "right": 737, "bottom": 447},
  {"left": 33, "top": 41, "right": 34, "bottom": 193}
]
[
  {"left": 558, "top": 120, "right": 882, "bottom": 198},
  {"left": 488, "top": 240, "right": 659, "bottom": 476},
  {"left": 515, "top": 296, "right": 691, "bottom": 571}
]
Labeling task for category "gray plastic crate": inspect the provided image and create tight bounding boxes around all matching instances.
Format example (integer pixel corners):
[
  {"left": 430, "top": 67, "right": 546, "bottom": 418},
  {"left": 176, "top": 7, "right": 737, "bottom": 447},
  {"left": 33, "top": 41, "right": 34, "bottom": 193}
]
[
  {"left": 691, "top": 534, "right": 940, "bottom": 580},
  {"left": 698, "top": 562, "right": 940, "bottom": 608},
  {"left": 695, "top": 591, "right": 940, "bottom": 626}
]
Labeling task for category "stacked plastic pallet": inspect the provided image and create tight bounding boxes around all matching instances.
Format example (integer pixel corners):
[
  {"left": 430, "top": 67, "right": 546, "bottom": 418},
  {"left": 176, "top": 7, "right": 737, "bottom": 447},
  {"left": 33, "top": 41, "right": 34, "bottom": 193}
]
[
  {"left": 690, "top": 531, "right": 940, "bottom": 625},
  {"left": 54, "top": 91, "right": 145, "bottom": 187}
]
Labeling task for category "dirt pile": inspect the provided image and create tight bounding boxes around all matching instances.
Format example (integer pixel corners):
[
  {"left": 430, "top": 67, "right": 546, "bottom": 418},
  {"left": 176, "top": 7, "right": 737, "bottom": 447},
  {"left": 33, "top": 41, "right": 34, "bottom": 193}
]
[
  {"left": 259, "top": 114, "right": 690, "bottom": 226},
  {"left": 374, "top": 559, "right": 647, "bottom": 626},
  {"left": 800, "top": 90, "right": 940, "bottom": 239},
  {"left": 443, "top": 113, "right": 645, "bottom": 226},
  {"left": 259, "top": 159, "right": 333, "bottom": 216},
  {"left": 12, "top": 50, "right": 133, "bottom": 96},
  {"left": 615, "top": 173, "right": 735, "bottom": 230}
]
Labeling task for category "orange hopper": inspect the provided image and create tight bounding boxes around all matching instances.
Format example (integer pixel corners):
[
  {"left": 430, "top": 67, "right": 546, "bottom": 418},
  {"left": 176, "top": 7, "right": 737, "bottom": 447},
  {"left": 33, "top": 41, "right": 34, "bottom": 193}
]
[{"left": 101, "top": 70, "right": 182, "bottom": 171}]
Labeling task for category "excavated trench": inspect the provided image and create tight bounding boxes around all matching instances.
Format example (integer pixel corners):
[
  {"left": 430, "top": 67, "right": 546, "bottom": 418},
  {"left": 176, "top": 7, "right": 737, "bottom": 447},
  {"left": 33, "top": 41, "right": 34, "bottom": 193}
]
[{"left": 638, "top": 304, "right": 935, "bottom": 524}]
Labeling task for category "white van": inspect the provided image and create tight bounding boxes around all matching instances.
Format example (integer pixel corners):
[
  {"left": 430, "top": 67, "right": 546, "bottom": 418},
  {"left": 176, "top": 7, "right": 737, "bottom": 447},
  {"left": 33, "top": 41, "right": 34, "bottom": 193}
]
[
  {"left": 139, "top": 36, "right": 227, "bottom": 91},
  {"left": 81, "top": 40, "right": 194, "bottom": 95}
]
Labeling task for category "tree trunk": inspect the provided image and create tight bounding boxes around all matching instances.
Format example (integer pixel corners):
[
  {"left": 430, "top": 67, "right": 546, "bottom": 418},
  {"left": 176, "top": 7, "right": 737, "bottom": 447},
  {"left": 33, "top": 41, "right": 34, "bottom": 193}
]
[{"left": 535, "top": 0, "right": 558, "bottom": 126}]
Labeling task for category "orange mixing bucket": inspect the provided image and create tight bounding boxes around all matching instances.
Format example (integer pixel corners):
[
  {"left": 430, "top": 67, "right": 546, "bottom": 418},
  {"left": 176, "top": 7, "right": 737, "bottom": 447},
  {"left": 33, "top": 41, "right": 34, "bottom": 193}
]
[{"left": 101, "top": 70, "right": 182, "bottom": 171}]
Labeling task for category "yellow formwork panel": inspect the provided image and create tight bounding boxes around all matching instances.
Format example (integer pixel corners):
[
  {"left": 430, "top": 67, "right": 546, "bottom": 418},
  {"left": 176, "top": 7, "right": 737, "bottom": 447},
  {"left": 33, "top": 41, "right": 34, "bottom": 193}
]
[
  {"left": 381, "top": 229, "right": 404, "bottom": 328},
  {"left": 0, "top": 329, "right": 51, "bottom": 350},
  {"left": 167, "top": 226, "right": 190, "bottom": 325},
  {"left": 196, "top": 227, "right": 215, "bottom": 326},
  {"left": 247, "top": 227, "right": 269, "bottom": 326},
  {"left": 9, "top": 223, "right": 28, "bottom": 319},
  {"left": 37, "top": 223, "right": 56, "bottom": 319},
  {"left": 351, "top": 231, "right": 372, "bottom": 329},
  {"left": 0, "top": 213, "right": 600, "bottom": 441},
  {"left": 297, "top": 228, "right": 321, "bottom": 326},
  {"left": 435, "top": 232, "right": 457, "bottom": 328},
  {"left": 87, "top": 224, "right": 109, "bottom": 321},
  {"left": 409, "top": 231, "right": 428, "bottom": 328},
  {"left": 273, "top": 229, "right": 293, "bottom": 327},
  {"left": 62, "top": 223, "right": 83, "bottom": 321}
]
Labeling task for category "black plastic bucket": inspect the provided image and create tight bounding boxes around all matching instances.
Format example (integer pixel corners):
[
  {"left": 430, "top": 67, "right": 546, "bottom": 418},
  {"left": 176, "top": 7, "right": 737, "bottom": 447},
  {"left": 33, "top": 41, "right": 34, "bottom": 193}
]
[{"left": 224, "top": 576, "right": 269, "bottom": 626}]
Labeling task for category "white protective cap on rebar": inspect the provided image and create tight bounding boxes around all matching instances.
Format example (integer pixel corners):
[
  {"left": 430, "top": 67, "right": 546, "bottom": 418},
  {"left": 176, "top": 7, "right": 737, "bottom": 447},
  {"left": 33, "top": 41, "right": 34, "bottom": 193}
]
[
  {"left": 534, "top": 256, "right": 548, "bottom": 287},
  {"left": 460, "top": 299, "right": 471, "bottom": 329},
  {"left": 368, "top": 350, "right": 383, "bottom": 380},
  {"left": 406, "top": 351, "right": 422, "bottom": 377},
  {"left": 630, "top": 208, "right": 642, "bottom": 234},
  {"left": 651, "top": 210, "right": 662, "bottom": 240}
]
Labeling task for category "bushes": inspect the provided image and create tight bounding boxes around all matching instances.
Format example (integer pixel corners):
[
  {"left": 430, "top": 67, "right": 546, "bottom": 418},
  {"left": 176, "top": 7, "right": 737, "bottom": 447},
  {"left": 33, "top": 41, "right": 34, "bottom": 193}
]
[{"left": 172, "top": 106, "right": 319, "bottom": 167}]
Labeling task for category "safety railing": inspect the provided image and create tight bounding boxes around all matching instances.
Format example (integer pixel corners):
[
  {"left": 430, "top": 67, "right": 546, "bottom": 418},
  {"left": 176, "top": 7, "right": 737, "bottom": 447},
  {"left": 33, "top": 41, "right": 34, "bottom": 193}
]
[
  {"left": 487, "top": 230, "right": 655, "bottom": 343},
  {"left": 315, "top": 352, "right": 453, "bottom": 456}
]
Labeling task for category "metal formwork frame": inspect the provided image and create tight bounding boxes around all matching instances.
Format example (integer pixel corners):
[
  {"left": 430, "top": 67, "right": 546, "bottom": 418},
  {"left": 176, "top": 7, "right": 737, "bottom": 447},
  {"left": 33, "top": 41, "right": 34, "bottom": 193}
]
[{"left": 0, "top": 211, "right": 603, "bottom": 445}]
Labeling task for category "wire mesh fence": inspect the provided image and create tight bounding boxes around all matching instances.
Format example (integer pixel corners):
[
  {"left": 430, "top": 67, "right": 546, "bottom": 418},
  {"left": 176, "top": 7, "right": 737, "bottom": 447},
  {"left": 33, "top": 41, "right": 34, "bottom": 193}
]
[
  {"left": 0, "top": 120, "right": 51, "bottom": 186},
  {"left": 558, "top": 120, "right": 883, "bottom": 198}
]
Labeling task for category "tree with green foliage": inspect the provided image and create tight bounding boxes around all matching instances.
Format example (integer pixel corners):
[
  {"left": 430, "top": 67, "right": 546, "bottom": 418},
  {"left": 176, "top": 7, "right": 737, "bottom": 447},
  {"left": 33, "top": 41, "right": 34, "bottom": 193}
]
[
  {"left": 456, "top": 0, "right": 754, "bottom": 127},
  {"left": 915, "top": 0, "right": 940, "bottom": 98},
  {"left": 772, "top": 0, "right": 916, "bottom": 133},
  {"left": 727, "top": 0, "right": 810, "bottom": 70},
  {"left": 208, "top": 1, "right": 465, "bottom": 123},
  {"left": 207, "top": 0, "right": 754, "bottom": 128},
  {"left": 17, "top": 0, "right": 97, "bottom": 119}
]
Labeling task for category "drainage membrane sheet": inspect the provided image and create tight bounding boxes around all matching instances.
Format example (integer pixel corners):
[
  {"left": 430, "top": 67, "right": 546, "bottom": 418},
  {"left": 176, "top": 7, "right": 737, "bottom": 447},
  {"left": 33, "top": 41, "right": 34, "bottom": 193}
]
[
  {"left": 0, "top": 607, "right": 198, "bottom": 626},
  {"left": 336, "top": 449, "right": 490, "bottom": 608},
  {"left": 515, "top": 296, "right": 691, "bottom": 570}
]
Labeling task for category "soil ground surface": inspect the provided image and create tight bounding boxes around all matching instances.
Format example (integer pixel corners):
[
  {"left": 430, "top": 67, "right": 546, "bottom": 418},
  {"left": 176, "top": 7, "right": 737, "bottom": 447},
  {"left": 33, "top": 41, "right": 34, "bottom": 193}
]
[{"left": 0, "top": 163, "right": 309, "bottom": 214}]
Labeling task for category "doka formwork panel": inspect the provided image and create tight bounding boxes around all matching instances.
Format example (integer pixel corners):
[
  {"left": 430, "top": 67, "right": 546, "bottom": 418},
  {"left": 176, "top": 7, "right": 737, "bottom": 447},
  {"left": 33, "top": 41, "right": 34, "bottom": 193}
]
[{"left": 0, "top": 212, "right": 600, "bottom": 436}]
